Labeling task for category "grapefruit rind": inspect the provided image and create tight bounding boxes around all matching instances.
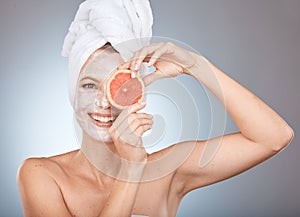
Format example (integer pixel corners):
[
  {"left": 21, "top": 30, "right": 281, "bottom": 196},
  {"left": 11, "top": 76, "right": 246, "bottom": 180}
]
[{"left": 106, "top": 69, "right": 145, "bottom": 109}]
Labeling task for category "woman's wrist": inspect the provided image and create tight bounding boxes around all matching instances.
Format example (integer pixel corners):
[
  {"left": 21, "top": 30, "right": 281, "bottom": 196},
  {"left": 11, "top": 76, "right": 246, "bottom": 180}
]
[
  {"left": 117, "top": 159, "right": 147, "bottom": 182},
  {"left": 183, "top": 52, "right": 211, "bottom": 78}
]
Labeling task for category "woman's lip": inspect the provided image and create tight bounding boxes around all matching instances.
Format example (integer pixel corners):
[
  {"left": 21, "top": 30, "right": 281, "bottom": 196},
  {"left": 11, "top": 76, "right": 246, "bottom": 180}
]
[
  {"left": 89, "top": 112, "right": 113, "bottom": 117},
  {"left": 91, "top": 118, "right": 113, "bottom": 128},
  {"left": 88, "top": 113, "right": 114, "bottom": 128}
]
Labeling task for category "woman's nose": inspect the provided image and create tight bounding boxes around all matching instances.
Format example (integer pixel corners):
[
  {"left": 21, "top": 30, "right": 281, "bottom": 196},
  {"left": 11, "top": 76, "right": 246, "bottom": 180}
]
[{"left": 95, "top": 84, "right": 110, "bottom": 109}]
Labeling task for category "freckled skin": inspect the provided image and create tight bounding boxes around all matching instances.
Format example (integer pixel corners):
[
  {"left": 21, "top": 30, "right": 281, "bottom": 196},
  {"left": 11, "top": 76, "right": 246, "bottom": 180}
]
[{"left": 37, "top": 148, "right": 182, "bottom": 217}]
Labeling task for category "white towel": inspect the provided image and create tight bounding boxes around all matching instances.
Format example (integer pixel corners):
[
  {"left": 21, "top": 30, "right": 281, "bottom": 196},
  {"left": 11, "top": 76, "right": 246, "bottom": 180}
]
[{"left": 62, "top": 0, "right": 153, "bottom": 107}]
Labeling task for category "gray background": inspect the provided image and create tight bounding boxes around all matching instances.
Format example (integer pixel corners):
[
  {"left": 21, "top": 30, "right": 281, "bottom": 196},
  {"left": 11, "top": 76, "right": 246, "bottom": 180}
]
[{"left": 1, "top": 0, "right": 299, "bottom": 216}]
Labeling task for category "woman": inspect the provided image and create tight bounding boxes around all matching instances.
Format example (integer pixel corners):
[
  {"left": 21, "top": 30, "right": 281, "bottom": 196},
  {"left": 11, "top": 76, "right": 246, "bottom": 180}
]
[{"left": 16, "top": 1, "right": 294, "bottom": 217}]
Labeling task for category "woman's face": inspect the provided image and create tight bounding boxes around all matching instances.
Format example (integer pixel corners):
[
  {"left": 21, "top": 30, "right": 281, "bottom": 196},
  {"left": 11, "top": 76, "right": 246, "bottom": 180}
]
[{"left": 75, "top": 47, "right": 124, "bottom": 142}]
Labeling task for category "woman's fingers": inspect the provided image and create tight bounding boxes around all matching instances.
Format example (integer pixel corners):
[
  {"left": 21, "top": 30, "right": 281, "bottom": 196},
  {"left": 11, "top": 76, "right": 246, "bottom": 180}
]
[
  {"left": 130, "top": 44, "right": 161, "bottom": 72},
  {"left": 115, "top": 114, "right": 152, "bottom": 136},
  {"left": 110, "top": 102, "right": 153, "bottom": 140},
  {"left": 134, "top": 124, "right": 152, "bottom": 137},
  {"left": 108, "top": 103, "right": 152, "bottom": 162},
  {"left": 118, "top": 61, "right": 130, "bottom": 70},
  {"left": 130, "top": 49, "right": 147, "bottom": 72},
  {"left": 113, "top": 102, "right": 147, "bottom": 127},
  {"left": 119, "top": 123, "right": 152, "bottom": 146},
  {"left": 129, "top": 118, "right": 153, "bottom": 134},
  {"left": 142, "top": 69, "right": 164, "bottom": 86},
  {"left": 147, "top": 43, "right": 172, "bottom": 67},
  {"left": 118, "top": 43, "right": 163, "bottom": 72},
  {"left": 118, "top": 42, "right": 191, "bottom": 87}
]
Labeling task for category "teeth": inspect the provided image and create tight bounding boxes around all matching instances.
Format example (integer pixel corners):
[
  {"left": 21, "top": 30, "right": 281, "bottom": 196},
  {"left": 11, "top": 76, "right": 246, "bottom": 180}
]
[{"left": 91, "top": 114, "right": 114, "bottom": 122}]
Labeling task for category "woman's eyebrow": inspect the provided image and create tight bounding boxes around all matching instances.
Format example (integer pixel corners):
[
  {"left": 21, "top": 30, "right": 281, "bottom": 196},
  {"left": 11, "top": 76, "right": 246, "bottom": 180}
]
[{"left": 79, "top": 76, "right": 102, "bottom": 82}]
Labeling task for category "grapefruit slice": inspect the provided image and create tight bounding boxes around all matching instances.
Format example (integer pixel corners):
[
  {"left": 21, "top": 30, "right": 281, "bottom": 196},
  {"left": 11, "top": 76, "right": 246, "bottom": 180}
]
[{"left": 106, "top": 69, "right": 145, "bottom": 109}]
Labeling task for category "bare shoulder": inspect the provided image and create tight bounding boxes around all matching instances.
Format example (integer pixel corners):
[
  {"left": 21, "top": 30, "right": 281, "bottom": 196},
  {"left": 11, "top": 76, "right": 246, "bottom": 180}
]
[
  {"left": 17, "top": 150, "right": 78, "bottom": 181},
  {"left": 16, "top": 151, "right": 79, "bottom": 217},
  {"left": 16, "top": 157, "right": 60, "bottom": 201},
  {"left": 17, "top": 157, "right": 54, "bottom": 182}
]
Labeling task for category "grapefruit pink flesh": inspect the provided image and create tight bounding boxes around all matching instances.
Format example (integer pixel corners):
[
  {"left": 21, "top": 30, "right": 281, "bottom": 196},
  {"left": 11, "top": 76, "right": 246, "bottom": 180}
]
[{"left": 107, "top": 70, "right": 144, "bottom": 109}]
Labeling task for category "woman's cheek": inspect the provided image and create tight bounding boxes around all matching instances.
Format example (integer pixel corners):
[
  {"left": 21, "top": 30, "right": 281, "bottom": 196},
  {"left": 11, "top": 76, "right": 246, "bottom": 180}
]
[
  {"left": 75, "top": 89, "right": 113, "bottom": 142},
  {"left": 76, "top": 89, "right": 97, "bottom": 110},
  {"left": 75, "top": 90, "right": 95, "bottom": 130}
]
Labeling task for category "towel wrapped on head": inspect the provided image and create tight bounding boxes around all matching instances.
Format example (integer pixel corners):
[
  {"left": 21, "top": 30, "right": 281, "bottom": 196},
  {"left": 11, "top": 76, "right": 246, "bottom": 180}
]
[{"left": 62, "top": 0, "right": 153, "bottom": 107}]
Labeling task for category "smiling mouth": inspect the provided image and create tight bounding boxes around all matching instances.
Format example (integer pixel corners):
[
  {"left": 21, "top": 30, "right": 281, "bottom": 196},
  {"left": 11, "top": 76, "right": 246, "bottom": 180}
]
[{"left": 89, "top": 113, "right": 115, "bottom": 127}]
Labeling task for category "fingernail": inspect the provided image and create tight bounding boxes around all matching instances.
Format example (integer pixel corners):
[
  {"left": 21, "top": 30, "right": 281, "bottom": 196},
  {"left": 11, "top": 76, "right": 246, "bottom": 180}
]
[
  {"left": 131, "top": 71, "right": 136, "bottom": 78},
  {"left": 134, "top": 63, "right": 139, "bottom": 71},
  {"left": 147, "top": 61, "right": 152, "bottom": 67},
  {"left": 140, "top": 101, "right": 146, "bottom": 106}
]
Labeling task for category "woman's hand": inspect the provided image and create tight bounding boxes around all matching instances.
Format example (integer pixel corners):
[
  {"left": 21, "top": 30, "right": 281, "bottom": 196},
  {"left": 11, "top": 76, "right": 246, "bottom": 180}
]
[
  {"left": 120, "top": 42, "right": 197, "bottom": 86},
  {"left": 109, "top": 102, "right": 152, "bottom": 163}
]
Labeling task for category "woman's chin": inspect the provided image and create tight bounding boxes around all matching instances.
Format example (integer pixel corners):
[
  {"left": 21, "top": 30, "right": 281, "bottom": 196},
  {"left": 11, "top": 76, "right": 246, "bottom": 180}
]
[
  {"left": 87, "top": 129, "right": 113, "bottom": 143},
  {"left": 79, "top": 120, "right": 113, "bottom": 143}
]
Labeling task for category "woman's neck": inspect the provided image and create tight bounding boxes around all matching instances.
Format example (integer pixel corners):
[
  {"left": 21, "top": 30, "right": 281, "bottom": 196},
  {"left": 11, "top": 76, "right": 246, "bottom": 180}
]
[{"left": 79, "top": 131, "right": 121, "bottom": 181}]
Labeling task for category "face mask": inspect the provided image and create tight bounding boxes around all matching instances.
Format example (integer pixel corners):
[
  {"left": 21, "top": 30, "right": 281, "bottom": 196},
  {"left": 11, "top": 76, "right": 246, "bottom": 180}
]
[{"left": 74, "top": 47, "right": 123, "bottom": 142}]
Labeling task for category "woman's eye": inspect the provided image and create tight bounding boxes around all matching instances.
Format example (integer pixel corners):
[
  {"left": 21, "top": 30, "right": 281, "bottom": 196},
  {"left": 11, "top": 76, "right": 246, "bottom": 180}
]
[{"left": 82, "top": 83, "right": 96, "bottom": 89}]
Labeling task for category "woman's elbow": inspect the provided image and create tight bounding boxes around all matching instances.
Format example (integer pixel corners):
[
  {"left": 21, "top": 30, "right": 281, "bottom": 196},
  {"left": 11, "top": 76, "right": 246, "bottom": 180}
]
[{"left": 272, "top": 125, "right": 294, "bottom": 152}]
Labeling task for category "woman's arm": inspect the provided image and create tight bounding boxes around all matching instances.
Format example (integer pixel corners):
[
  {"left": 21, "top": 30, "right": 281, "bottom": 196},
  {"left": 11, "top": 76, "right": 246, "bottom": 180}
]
[
  {"left": 17, "top": 158, "right": 74, "bottom": 217},
  {"left": 99, "top": 163, "right": 146, "bottom": 217},
  {"left": 100, "top": 102, "right": 151, "bottom": 217},
  {"left": 175, "top": 54, "right": 294, "bottom": 193},
  {"left": 123, "top": 42, "right": 294, "bottom": 194},
  {"left": 188, "top": 56, "right": 294, "bottom": 150}
]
